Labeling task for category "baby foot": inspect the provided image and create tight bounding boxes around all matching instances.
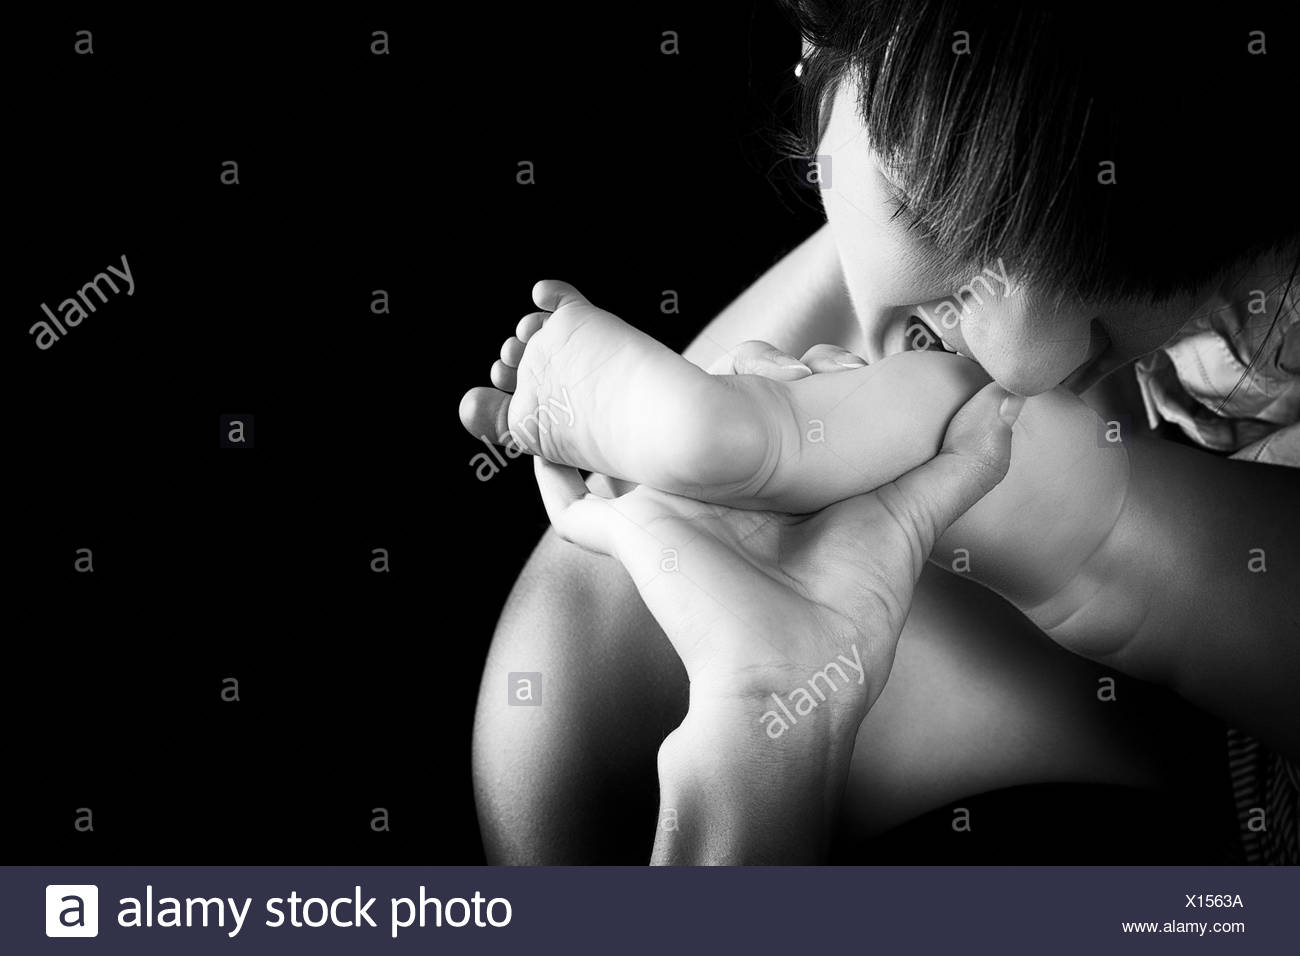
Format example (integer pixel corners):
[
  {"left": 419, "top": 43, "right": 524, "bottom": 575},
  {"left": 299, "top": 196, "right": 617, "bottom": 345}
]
[{"left": 459, "top": 280, "right": 779, "bottom": 495}]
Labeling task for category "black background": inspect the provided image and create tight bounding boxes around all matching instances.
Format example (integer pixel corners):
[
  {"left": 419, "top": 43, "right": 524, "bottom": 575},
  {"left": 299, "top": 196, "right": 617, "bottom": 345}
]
[
  {"left": 11, "top": 3, "right": 1234, "bottom": 864},
  {"left": 10, "top": 2, "right": 819, "bottom": 865}
]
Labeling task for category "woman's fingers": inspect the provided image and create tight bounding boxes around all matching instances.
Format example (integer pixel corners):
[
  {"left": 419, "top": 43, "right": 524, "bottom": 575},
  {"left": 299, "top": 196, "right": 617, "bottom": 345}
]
[
  {"left": 799, "top": 344, "right": 868, "bottom": 373},
  {"left": 705, "top": 340, "right": 866, "bottom": 378},
  {"left": 707, "top": 340, "right": 813, "bottom": 379},
  {"left": 535, "top": 462, "right": 715, "bottom": 632},
  {"left": 585, "top": 471, "right": 638, "bottom": 498},
  {"left": 534, "top": 457, "right": 616, "bottom": 556}
]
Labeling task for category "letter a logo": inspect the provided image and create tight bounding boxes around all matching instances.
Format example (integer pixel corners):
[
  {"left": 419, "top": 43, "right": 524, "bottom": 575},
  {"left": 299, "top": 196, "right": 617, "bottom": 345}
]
[{"left": 46, "top": 884, "right": 99, "bottom": 937}]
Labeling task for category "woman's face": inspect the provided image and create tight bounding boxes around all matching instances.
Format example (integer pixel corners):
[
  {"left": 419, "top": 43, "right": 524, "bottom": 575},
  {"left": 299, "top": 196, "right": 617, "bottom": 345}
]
[{"left": 817, "top": 75, "right": 1195, "bottom": 396}]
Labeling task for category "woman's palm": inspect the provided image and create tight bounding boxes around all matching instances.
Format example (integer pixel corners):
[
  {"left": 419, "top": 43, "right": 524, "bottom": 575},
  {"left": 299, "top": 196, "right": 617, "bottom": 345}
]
[{"left": 590, "top": 482, "right": 922, "bottom": 712}]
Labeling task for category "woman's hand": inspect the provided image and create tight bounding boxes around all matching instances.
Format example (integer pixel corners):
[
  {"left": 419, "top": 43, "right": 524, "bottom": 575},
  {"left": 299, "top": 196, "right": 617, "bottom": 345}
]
[
  {"left": 532, "top": 364, "right": 1020, "bottom": 861},
  {"left": 704, "top": 340, "right": 868, "bottom": 378},
  {"left": 535, "top": 378, "right": 1017, "bottom": 728}
]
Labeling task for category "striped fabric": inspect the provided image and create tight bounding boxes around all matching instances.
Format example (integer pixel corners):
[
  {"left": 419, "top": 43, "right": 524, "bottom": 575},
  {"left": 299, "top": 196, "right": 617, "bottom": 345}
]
[
  {"left": 1133, "top": 260, "right": 1300, "bottom": 865},
  {"left": 1226, "top": 729, "right": 1300, "bottom": 864}
]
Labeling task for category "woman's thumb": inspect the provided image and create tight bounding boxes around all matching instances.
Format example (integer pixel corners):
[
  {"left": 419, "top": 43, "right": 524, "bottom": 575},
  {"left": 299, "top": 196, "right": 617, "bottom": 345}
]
[{"left": 887, "top": 381, "right": 1022, "bottom": 554}]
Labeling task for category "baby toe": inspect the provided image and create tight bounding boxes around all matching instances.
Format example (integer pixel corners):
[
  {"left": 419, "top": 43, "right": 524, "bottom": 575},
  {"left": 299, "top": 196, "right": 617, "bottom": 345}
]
[
  {"left": 532, "top": 279, "right": 587, "bottom": 313},
  {"left": 516, "top": 311, "right": 547, "bottom": 342},
  {"left": 459, "top": 386, "right": 513, "bottom": 444},
  {"left": 501, "top": 336, "right": 526, "bottom": 367},
  {"left": 490, "top": 358, "right": 518, "bottom": 393}
]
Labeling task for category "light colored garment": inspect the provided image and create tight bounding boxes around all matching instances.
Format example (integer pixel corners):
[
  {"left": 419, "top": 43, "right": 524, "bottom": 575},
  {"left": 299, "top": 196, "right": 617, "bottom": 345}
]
[
  {"left": 1134, "top": 267, "right": 1300, "bottom": 465},
  {"left": 1132, "top": 261, "right": 1299, "bottom": 864}
]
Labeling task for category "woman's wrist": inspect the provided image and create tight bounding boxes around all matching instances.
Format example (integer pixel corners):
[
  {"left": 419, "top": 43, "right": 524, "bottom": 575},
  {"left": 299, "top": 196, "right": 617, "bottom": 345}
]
[{"left": 651, "top": 699, "right": 863, "bottom": 864}]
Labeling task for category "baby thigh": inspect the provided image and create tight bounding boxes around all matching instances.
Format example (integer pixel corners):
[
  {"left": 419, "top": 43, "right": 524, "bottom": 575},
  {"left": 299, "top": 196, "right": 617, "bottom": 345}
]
[{"left": 843, "top": 563, "right": 1220, "bottom": 840}]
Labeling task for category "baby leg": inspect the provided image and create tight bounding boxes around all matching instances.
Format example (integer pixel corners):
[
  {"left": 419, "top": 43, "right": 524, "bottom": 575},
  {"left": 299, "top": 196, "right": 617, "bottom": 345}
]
[{"left": 460, "top": 280, "right": 990, "bottom": 511}]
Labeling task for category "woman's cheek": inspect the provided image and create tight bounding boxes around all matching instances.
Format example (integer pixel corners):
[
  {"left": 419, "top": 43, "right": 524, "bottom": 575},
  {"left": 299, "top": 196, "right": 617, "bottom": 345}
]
[{"left": 823, "top": 189, "right": 954, "bottom": 312}]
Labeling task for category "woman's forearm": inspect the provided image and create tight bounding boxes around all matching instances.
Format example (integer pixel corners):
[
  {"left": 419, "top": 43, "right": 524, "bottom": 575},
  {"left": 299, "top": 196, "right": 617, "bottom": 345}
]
[{"left": 651, "top": 705, "right": 860, "bottom": 865}]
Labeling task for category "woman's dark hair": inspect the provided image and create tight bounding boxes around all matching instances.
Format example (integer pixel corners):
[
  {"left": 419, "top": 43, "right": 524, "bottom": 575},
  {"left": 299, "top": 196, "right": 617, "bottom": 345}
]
[{"left": 780, "top": 0, "right": 1300, "bottom": 304}]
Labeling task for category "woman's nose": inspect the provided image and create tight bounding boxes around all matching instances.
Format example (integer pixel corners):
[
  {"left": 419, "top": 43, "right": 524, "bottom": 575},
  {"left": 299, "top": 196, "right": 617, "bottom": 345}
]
[{"left": 958, "top": 298, "right": 1099, "bottom": 396}]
